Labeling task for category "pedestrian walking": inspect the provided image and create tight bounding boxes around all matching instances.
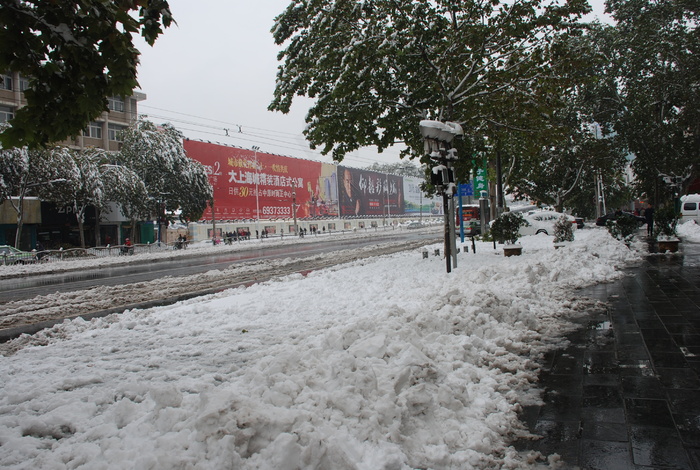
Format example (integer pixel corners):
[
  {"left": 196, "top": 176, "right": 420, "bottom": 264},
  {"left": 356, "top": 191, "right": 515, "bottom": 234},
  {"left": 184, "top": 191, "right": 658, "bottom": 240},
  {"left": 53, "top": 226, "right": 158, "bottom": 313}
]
[{"left": 645, "top": 204, "right": 654, "bottom": 237}]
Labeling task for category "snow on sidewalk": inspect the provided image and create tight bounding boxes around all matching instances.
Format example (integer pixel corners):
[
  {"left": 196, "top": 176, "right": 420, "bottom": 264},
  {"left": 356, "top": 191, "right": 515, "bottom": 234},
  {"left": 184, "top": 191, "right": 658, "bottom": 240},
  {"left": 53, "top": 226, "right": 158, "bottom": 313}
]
[{"left": 0, "top": 229, "right": 653, "bottom": 469}]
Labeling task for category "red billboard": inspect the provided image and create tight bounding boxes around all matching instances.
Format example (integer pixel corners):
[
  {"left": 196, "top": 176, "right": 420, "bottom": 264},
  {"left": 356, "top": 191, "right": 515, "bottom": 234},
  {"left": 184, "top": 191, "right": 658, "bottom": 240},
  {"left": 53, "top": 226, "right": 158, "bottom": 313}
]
[
  {"left": 184, "top": 141, "right": 338, "bottom": 220},
  {"left": 338, "top": 166, "right": 405, "bottom": 217}
]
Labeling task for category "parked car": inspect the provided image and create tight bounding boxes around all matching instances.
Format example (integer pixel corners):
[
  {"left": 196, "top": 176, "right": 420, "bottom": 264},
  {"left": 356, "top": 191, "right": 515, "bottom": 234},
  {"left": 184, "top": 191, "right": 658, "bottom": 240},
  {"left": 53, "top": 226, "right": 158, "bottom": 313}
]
[
  {"left": 0, "top": 245, "right": 38, "bottom": 265},
  {"left": 520, "top": 211, "right": 578, "bottom": 236},
  {"left": 573, "top": 217, "right": 585, "bottom": 229},
  {"left": 595, "top": 212, "right": 646, "bottom": 227}
]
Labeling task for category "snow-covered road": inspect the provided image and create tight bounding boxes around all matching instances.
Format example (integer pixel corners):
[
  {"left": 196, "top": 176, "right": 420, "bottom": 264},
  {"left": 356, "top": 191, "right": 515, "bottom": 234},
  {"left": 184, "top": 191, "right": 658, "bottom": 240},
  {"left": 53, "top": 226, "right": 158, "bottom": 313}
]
[{"left": 1, "top": 223, "right": 698, "bottom": 469}]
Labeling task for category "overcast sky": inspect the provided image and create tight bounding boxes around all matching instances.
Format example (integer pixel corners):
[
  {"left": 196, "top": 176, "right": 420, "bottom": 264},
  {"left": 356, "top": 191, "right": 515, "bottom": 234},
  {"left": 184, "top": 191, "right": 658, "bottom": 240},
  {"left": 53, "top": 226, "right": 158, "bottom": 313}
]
[{"left": 134, "top": 0, "right": 611, "bottom": 169}]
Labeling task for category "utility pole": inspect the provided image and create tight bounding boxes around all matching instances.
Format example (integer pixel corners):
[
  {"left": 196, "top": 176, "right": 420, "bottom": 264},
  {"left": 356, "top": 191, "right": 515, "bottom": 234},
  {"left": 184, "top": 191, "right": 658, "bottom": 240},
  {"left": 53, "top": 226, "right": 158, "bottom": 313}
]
[
  {"left": 252, "top": 146, "right": 260, "bottom": 238},
  {"left": 291, "top": 180, "right": 298, "bottom": 235}
]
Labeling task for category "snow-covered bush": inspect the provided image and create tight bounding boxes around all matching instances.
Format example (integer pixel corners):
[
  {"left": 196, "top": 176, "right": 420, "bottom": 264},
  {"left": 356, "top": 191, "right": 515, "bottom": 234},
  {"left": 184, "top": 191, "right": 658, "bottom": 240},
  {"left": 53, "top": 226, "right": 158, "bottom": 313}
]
[
  {"left": 553, "top": 215, "right": 575, "bottom": 243},
  {"left": 653, "top": 205, "right": 680, "bottom": 240},
  {"left": 606, "top": 213, "right": 638, "bottom": 243},
  {"left": 490, "top": 211, "right": 527, "bottom": 245}
]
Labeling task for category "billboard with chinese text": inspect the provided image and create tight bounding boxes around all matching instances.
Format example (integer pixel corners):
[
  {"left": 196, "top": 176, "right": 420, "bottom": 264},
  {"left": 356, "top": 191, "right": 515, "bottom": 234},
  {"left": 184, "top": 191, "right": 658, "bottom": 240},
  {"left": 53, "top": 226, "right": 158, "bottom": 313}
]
[
  {"left": 337, "top": 166, "right": 405, "bottom": 217},
  {"left": 184, "top": 141, "right": 338, "bottom": 220}
]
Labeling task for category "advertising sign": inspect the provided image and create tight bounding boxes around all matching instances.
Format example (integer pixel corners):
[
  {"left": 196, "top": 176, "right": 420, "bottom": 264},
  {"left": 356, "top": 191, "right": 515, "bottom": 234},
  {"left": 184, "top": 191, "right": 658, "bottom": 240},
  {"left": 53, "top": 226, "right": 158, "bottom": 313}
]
[
  {"left": 338, "top": 166, "right": 405, "bottom": 217},
  {"left": 184, "top": 141, "right": 338, "bottom": 220},
  {"left": 403, "top": 176, "right": 441, "bottom": 215}
]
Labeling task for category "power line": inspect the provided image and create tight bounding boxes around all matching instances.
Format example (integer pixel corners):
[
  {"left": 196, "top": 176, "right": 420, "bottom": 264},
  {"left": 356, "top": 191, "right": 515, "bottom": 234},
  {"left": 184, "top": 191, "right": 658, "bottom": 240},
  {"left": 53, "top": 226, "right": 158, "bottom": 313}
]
[{"left": 139, "top": 104, "right": 412, "bottom": 168}]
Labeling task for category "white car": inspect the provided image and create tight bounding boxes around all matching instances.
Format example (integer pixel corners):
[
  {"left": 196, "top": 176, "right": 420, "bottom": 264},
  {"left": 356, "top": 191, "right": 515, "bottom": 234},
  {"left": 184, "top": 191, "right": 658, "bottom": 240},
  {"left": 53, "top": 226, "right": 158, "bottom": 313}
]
[{"left": 519, "top": 211, "right": 577, "bottom": 236}]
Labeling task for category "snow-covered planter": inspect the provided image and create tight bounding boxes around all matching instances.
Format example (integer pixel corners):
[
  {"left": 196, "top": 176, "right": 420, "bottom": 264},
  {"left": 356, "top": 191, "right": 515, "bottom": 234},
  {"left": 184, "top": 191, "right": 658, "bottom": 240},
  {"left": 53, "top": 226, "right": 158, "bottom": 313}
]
[
  {"left": 653, "top": 205, "right": 681, "bottom": 253},
  {"left": 503, "top": 244, "right": 523, "bottom": 256},
  {"left": 657, "top": 239, "right": 680, "bottom": 253},
  {"left": 490, "top": 212, "right": 526, "bottom": 256}
]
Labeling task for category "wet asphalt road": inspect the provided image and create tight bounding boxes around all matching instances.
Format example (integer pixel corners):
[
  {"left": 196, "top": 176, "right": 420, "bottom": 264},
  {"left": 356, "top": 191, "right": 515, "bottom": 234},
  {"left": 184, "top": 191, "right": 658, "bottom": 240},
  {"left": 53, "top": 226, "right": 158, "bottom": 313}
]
[{"left": 0, "top": 230, "right": 438, "bottom": 304}]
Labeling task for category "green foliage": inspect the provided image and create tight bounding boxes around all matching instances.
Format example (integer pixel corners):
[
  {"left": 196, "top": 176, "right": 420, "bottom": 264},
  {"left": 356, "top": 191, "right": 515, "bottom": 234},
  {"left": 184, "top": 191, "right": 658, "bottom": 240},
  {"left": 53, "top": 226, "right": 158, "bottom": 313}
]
[
  {"left": 0, "top": 1, "right": 174, "bottom": 149},
  {"left": 653, "top": 205, "right": 680, "bottom": 240},
  {"left": 490, "top": 212, "right": 527, "bottom": 245},
  {"left": 270, "top": 0, "right": 590, "bottom": 163},
  {"left": 606, "top": 213, "right": 639, "bottom": 243},
  {"left": 553, "top": 215, "right": 575, "bottom": 243},
  {"left": 598, "top": 1, "right": 699, "bottom": 200}
]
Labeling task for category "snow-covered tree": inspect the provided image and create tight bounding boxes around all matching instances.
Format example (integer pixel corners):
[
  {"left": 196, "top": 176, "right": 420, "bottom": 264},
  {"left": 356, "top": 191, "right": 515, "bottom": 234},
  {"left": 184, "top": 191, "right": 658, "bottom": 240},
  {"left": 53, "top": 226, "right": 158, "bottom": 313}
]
[
  {"left": 0, "top": 146, "right": 75, "bottom": 248},
  {"left": 365, "top": 162, "right": 425, "bottom": 178},
  {"left": 101, "top": 163, "right": 149, "bottom": 243},
  {"left": 117, "top": 118, "right": 212, "bottom": 234},
  {"left": 46, "top": 148, "right": 111, "bottom": 248},
  {"left": 270, "top": 0, "right": 591, "bottom": 167},
  {"left": 0, "top": 0, "right": 174, "bottom": 149}
]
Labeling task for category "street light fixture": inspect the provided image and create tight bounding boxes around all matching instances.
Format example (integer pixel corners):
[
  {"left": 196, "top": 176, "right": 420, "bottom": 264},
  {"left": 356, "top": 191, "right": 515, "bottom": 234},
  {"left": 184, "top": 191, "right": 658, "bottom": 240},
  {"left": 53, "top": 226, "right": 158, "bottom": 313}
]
[
  {"left": 419, "top": 120, "right": 463, "bottom": 273},
  {"left": 291, "top": 180, "right": 298, "bottom": 235},
  {"left": 252, "top": 145, "right": 260, "bottom": 238}
]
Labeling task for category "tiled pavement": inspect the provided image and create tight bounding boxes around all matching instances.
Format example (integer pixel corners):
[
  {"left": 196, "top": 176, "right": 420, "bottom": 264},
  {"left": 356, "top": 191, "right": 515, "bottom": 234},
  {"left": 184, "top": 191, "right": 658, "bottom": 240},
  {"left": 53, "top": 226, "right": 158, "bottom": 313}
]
[{"left": 516, "top": 239, "right": 700, "bottom": 469}]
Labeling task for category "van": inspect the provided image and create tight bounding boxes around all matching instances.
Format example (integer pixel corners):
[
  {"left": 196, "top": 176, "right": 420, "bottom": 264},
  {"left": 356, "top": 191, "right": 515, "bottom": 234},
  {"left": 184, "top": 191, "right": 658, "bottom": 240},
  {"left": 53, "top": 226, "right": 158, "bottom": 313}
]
[{"left": 680, "top": 194, "right": 700, "bottom": 224}]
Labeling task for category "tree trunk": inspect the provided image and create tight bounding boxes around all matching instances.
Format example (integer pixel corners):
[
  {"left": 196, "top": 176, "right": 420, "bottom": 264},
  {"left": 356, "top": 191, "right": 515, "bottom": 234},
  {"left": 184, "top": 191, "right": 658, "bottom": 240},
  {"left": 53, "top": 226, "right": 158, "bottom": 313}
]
[
  {"left": 14, "top": 205, "right": 24, "bottom": 249},
  {"left": 75, "top": 207, "right": 86, "bottom": 248},
  {"left": 130, "top": 218, "right": 138, "bottom": 243},
  {"left": 94, "top": 207, "right": 102, "bottom": 246}
]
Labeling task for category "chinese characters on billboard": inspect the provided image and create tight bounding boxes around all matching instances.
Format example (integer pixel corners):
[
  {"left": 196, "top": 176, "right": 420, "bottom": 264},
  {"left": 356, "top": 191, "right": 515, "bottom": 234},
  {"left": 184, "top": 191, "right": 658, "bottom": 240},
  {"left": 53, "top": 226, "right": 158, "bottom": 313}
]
[
  {"left": 337, "top": 166, "right": 404, "bottom": 217},
  {"left": 184, "top": 140, "right": 338, "bottom": 220},
  {"left": 184, "top": 141, "right": 437, "bottom": 220}
]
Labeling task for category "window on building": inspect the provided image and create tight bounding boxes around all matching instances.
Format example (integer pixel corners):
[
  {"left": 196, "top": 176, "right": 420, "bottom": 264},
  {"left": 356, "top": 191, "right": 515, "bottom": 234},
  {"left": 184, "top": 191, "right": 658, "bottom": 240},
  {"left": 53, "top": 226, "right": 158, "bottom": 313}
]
[
  {"left": 0, "top": 105, "right": 14, "bottom": 123},
  {"left": 1, "top": 74, "right": 12, "bottom": 91},
  {"left": 108, "top": 123, "right": 126, "bottom": 141},
  {"left": 19, "top": 76, "right": 30, "bottom": 91},
  {"left": 84, "top": 121, "right": 102, "bottom": 139},
  {"left": 107, "top": 96, "right": 125, "bottom": 112}
]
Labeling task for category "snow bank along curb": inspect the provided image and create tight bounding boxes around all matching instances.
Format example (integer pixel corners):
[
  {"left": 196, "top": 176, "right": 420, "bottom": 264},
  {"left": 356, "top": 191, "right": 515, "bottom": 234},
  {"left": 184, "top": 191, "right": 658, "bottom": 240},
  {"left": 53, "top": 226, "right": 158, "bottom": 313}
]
[{"left": 0, "top": 230, "right": 650, "bottom": 468}]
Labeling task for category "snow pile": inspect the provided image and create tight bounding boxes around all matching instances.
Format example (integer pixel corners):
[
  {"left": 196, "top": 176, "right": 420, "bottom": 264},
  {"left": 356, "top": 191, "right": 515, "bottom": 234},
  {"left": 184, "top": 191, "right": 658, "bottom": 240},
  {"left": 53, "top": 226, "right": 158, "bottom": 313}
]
[
  {"left": 0, "top": 230, "right": 642, "bottom": 469},
  {"left": 678, "top": 219, "right": 700, "bottom": 243}
]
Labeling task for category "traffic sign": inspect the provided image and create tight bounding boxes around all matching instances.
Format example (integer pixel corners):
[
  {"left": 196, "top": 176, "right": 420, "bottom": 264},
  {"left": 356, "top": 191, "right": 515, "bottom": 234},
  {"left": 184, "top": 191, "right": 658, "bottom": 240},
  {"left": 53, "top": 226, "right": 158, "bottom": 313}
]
[{"left": 459, "top": 183, "right": 473, "bottom": 197}]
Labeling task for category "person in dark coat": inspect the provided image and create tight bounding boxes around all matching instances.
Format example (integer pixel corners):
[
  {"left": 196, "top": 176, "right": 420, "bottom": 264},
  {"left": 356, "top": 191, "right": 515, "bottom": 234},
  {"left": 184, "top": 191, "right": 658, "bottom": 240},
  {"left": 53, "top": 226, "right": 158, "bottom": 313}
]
[{"left": 645, "top": 204, "right": 654, "bottom": 236}]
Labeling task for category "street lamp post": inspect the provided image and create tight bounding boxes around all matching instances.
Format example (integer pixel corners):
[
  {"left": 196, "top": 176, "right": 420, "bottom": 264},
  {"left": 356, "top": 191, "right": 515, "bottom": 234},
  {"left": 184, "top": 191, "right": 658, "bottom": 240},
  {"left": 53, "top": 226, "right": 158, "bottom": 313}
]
[
  {"left": 385, "top": 173, "right": 391, "bottom": 228},
  {"left": 291, "top": 181, "right": 298, "bottom": 236},
  {"left": 252, "top": 146, "right": 260, "bottom": 239},
  {"left": 419, "top": 120, "right": 463, "bottom": 273}
]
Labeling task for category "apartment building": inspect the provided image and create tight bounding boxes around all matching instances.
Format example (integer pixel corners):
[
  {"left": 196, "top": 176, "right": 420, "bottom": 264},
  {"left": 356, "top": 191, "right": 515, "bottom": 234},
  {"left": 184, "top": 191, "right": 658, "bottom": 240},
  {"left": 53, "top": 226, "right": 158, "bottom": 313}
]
[
  {"left": 0, "top": 71, "right": 144, "bottom": 151},
  {"left": 0, "top": 71, "right": 148, "bottom": 249}
]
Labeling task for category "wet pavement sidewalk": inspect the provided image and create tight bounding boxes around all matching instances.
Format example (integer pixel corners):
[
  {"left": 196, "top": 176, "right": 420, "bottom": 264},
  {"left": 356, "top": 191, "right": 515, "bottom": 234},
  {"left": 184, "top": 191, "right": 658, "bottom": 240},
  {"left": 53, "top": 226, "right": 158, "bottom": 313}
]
[{"left": 516, "top": 239, "right": 700, "bottom": 469}]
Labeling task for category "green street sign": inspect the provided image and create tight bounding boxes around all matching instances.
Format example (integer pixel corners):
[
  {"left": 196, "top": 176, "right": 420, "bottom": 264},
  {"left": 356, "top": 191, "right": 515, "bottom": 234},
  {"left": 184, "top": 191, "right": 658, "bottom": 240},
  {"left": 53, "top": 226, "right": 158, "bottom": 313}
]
[{"left": 474, "top": 168, "right": 488, "bottom": 193}]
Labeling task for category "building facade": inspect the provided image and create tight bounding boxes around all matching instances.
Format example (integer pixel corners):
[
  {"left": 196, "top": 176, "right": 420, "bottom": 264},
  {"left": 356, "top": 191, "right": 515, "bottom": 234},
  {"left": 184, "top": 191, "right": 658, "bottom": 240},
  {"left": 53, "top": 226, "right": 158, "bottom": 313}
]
[
  {"left": 0, "top": 71, "right": 145, "bottom": 151},
  {"left": 0, "top": 71, "right": 147, "bottom": 249}
]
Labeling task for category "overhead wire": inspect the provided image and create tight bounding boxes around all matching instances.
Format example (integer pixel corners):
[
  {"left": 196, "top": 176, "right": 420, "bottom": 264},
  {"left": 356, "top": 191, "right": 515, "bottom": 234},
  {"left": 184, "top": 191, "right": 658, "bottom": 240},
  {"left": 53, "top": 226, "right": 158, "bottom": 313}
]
[{"left": 138, "top": 104, "right": 412, "bottom": 168}]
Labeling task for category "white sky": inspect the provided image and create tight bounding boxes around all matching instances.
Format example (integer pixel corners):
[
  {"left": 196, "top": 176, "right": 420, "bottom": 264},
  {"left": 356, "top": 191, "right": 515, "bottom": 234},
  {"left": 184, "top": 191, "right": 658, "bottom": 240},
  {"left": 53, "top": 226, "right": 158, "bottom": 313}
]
[{"left": 134, "top": 0, "right": 611, "bottom": 169}]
